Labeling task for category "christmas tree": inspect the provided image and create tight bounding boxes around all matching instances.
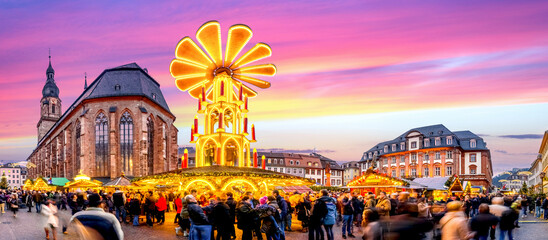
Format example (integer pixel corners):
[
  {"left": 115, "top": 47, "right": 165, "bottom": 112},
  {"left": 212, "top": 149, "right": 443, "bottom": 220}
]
[{"left": 0, "top": 173, "right": 8, "bottom": 189}]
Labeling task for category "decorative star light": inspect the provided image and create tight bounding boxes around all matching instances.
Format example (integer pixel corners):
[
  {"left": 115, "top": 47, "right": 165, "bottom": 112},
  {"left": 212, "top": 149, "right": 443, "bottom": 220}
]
[{"left": 170, "top": 21, "right": 276, "bottom": 99}]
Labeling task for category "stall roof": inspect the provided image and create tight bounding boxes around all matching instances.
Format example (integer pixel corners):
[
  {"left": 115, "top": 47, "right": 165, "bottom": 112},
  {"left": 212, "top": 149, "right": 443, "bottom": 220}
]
[
  {"left": 280, "top": 185, "right": 312, "bottom": 194},
  {"left": 50, "top": 178, "right": 70, "bottom": 186},
  {"left": 411, "top": 177, "right": 449, "bottom": 190}
]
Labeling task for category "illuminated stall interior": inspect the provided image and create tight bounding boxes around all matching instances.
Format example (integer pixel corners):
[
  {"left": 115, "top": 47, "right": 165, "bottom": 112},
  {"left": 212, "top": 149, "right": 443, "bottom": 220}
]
[
  {"left": 347, "top": 169, "right": 410, "bottom": 195},
  {"left": 32, "top": 178, "right": 54, "bottom": 191},
  {"left": 64, "top": 172, "right": 103, "bottom": 191},
  {"left": 132, "top": 166, "right": 314, "bottom": 198},
  {"left": 23, "top": 179, "right": 33, "bottom": 190}
]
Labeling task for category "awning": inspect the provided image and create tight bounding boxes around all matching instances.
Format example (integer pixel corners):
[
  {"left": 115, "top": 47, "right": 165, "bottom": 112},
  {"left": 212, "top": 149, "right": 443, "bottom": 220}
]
[
  {"left": 281, "top": 185, "right": 312, "bottom": 194},
  {"left": 50, "top": 178, "right": 70, "bottom": 186}
]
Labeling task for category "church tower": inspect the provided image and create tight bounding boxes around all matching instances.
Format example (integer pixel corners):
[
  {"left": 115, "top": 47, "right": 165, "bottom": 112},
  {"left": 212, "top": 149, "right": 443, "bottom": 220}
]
[{"left": 37, "top": 53, "right": 61, "bottom": 141}]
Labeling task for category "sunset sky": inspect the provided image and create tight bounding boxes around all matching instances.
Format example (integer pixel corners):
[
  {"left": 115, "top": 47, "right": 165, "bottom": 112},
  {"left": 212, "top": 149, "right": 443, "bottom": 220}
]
[{"left": 1, "top": 0, "right": 548, "bottom": 174}]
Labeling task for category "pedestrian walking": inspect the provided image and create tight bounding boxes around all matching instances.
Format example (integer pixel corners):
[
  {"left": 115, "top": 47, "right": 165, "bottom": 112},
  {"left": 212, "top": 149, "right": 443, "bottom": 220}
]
[
  {"left": 341, "top": 194, "right": 355, "bottom": 239},
  {"left": 70, "top": 193, "right": 124, "bottom": 240},
  {"left": 237, "top": 195, "right": 257, "bottom": 240},
  {"left": 226, "top": 192, "right": 237, "bottom": 239},
  {"left": 213, "top": 194, "right": 232, "bottom": 240},
  {"left": 319, "top": 189, "right": 337, "bottom": 240},
  {"left": 439, "top": 201, "right": 474, "bottom": 240},
  {"left": 9, "top": 193, "right": 20, "bottom": 217},
  {"left": 42, "top": 200, "right": 59, "bottom": 240},
  {"left": 470, "top": 204, "right": 498, "bottom": 240},
  {"left": 542, "top": 195, "right": 548, "bottom": 220},
  {"left": 113, "top": 188, "right": 127, "bottom": 224},
  {"left": 155, "top": 192, "right": 167, "bottom": 224},
  {"left": 188, "top": 194, "right": 212, "bottom": 240},
  {"left": 499, "top": 202, "right": 519, "bottom": 240}
]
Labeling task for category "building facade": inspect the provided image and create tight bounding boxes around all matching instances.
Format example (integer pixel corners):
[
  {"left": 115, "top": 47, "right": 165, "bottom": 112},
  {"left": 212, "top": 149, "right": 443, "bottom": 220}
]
[
  {"left": 536, "top": 131, "right": 548, "bottom": 193},
  {"left": 342, "top": 161, "right": 360, "bottom": 185},
  {"left": 528, "top": 154, "right": 543, "bottom": 193},
  {"left": 311, "top": 153, "right": 343, "bottom": 186},
  {"left": 358, "top": 124, "right": 493, "bottom": 189},
  {"left": 0, "top": 166, "right": 26, "bottom": 188},
  {"left": 27, "top": 60, "right": 178, "bottom": 179}
]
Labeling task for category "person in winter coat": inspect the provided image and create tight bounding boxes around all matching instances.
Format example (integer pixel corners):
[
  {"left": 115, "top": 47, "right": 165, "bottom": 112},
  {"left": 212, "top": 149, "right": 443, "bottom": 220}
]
[
  {"left": 273, "top": 190, "right": 288, "bottom": 240},
  {"left": 309, "top": 195, "right": 328, "bottom": 240},
  {"left": 145, "top": 192, "right": 156, "bottom": 227},
  {"left": 439, "top": 201, "right": 474, "bottom": 240},
  {"left": 256, "top": 196, "right": 281, "bottom": 240},
  {"left": 542, "top": 195, "right": 548, "bottom": 220},
  {"left": 296, "top": 195, "right": 312, "bottom": 233},
  {"left": 470, "top": 204, "right": 498, "bottom": 240},
  {"left": 341, "top": 194, "right": 355, "bottom": 239},
  {"left": 375, "top": 192, "right": 391, "bottom": 217},
  {"left": 179, "top": 192, "right": 191, "bottom": 237},
  {"left": 9, "top": 193, "right": 20, "bottom": 217},
  {"left": 25, "top": 192, "right": 33, "bottom": 212},
  {"left": 0, "top": 191, "right": 5, "bottom": 214},
  {"left": 188, "top": 195, "right": 212, "bottom": 240},
  {"left": 128, "top": 194, "right": 141, "bottom": 226},
  {"left": 42, "top": 200, "right": 59, "bottom": 240},
  {"left": 225, "top": 192, "right": 237, "bottom": 239},
  {"left": 155, "top": 193, "right": 167, "bottom": 224},
  {"left": 113, "top": 188, "right": 127, "bottom": 224},
  {"left": 33, "top": 191, "right": 43, "bottom": 213},
  {"left": 319, "top": 189, "right": 337, "bottom": 240},
  {"left": 174, "top": 194, "right": 183, "bottom": 234},
  {"left": 499, "top": 202, "right": 519, "bottom": 240},
  {"left": 213, "top": 195, "right": 232, "bottom": 240},
  {"left": 535, "top": 196, "right": 542, "bottom": 218},
  {"left": 237, "top": 196, "right": 257, "bottom": 240}
]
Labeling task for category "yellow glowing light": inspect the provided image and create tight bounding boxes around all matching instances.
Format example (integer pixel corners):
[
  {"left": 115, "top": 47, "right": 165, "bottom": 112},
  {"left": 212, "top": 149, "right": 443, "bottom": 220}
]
[
  {"left": 74, "top": 174, "right": 91, "bottom": 181},
  {"left": 225, "top": 24, "right": 253, "bottom": 67},
  {"left": 221, "top": 178, "right": 258, "bottom": 191},
  {"left": 183, "top": 179, "right": 216, "bottom": 191}
]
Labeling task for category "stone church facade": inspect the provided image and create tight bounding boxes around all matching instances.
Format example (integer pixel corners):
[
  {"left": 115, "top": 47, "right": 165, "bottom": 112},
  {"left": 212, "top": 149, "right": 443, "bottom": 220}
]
[{"left": 28, "top": 59, "right": 179, "bottom": 179}]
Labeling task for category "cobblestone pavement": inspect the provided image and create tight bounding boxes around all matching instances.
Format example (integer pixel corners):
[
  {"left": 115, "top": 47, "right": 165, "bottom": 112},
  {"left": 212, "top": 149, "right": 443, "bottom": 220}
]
[{"left": 1, "top": 208, "right": 547, "bottom": 240}]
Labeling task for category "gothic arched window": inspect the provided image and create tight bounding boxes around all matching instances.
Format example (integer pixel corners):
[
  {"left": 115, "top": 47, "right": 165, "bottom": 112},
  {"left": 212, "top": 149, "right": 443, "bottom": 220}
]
[
  {"left": 95, "top": 112, "right": 109, "bottom": 177},
  {"left": 75, "top": 120, "right": 81, "bottom": 173},
  {"left": 120, "top": 111, "right": 133, "bottom": 176},
  {"left": 147, "top": 116, "right": 154, "bottom": 175}
]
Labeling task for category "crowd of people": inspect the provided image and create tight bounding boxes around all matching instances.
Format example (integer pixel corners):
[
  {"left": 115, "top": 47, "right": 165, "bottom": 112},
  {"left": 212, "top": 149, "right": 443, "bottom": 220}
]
[{"left": 1, "top": 188, "right": 548, "bottom": 240}]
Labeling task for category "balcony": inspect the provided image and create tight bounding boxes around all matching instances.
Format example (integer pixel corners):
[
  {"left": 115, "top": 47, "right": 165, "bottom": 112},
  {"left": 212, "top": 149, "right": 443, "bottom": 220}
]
[
  {"left": 434, "top": 159, "right": 442, "bottom": 164},
  {"left": 445, "top": 159, "right": 453, "bottom": 163}
]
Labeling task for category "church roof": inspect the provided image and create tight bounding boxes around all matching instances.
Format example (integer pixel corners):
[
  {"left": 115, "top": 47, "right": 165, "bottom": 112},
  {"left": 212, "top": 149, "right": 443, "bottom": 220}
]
[
  {"left": 35, "top": 62, "right": 173, "bottom": 146},
  {"left": 42, "top": 79, "right": 59, "bottom": 98},
  {"left": 84, "top": 63, "right": 170, "bottom": 112}
]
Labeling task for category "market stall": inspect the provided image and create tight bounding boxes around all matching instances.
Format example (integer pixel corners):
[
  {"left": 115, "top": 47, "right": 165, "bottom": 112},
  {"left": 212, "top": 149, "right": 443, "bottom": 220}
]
[
  {"left": 23, "top": 179, "right": 33, "bottom": 190},
  {"left": 132, "top": 166, "right": 315, "bottom": 198},
  {"left": 103, "top": 174, "right": 140, "bottom": 192},
  {"left": 346, "top": 169, "right": 411, "bottom": 195},
  {"left": 32, "top": 178, "right": 54, "bottom": 191},
  {"left": 411, "top": 177, "right": 450, "bottom": 201},
  {"left": 64, "top": 172, "right": 103, "bottom": 192}
]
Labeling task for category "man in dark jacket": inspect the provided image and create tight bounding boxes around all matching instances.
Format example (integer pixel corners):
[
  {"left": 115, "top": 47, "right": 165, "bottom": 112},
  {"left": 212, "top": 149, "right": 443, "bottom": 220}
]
[
  {"left": 309, "top": 195, "right": 328, "bottom": 240},
  {"left": 33, "top": 191, "right": 43, "bottom": 213},
  {"left": 470, "top": 204, "right": 498, "bottom": 240},
  {"left": 213, "top": 196, "right": 231, "bottom": 240},
  {"left": 341, "top": 195, "right": 355, "bottom": 239},
  {"left": 113, "top": 188, "right": 127, "bottom": 224},
  {"left": 236, "top": 196, "right": 255, "bottom": 240},
  {"left": 188, "top": 195, "right": 212, "bottom": 240},
  {"left": 499, "top": 204, "right": 519, "bottom": 240},
  {"left": 542, "top": 196, "right": 548, "bottom": 220},
  {"left": 225, "top": 192, "right": 237, "bottom": 239},
  {"left": 273, "top": 190, "right": 287, "bottom": 240}
]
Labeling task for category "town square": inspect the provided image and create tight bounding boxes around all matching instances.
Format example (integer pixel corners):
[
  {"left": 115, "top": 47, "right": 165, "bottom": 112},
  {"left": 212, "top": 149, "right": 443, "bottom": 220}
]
[{"left": 1, "top": 1, "right": 548, "bottom": 240}]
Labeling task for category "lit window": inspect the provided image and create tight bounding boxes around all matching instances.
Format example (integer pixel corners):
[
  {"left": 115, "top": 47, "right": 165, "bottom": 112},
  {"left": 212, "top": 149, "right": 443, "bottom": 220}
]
[
  {"left": 268, "top": 158, "right": 272, "bottom": 164},
  {"left": 470, "top": 139, "right": 476, "bottom": 148},
  {"left": 120, "top": 111, "right": 134, "bottom": 175},
  {"left": 96, "top": 112, "right": 110, "bottom": 177},
  {"left": 435, "top": 138, "right": 441, "bottom": 146},
  {"left": 446, "top": 151, "right": 453, "bottom": 159},
  {"left": 424, "top": 139, "right": 430, "bottom": 147},
  {"left": 314, "top": 163, "right": 318, "bottom": 167},
  {"left": 435, "top": 167, "right": 441, "bottom": 176},
  {"left": 307, "top": 162, "right": 311, "bottom": 166},
  {"left": 470, "top": 154, "right": 477, "bottom": 162},
  {"left": 447, "top": 136, "right": 453, "bottom": 145}
]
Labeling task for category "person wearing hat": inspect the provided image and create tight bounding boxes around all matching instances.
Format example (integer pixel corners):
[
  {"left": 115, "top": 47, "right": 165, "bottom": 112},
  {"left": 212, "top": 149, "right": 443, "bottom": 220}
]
[
  {"left": 70, "top": 193, "right": 124, "bottom": 240},
  {"left": 439, "top": 201, "right": 474, "bottom": 240},
  {"left": 187, "top": 194, "right": 212, "bottom": 240}
]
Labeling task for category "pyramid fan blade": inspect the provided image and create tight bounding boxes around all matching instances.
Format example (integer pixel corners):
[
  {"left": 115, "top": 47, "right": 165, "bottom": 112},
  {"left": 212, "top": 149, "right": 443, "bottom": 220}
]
[
  {"left": 234, "top": 64, "right": 276, "bottom": 76},
  {"left": 241, "top": 83, "right": 258, "bottom": 98},
  {"left": 175, "top": 76, "right": 207, "bottom": 91},
  {"left": 225, "top": 24, "right": 253, "bottom": 67},
  {"left": 206, "top": 87, "right": 214, "bottom": 101},
  {"left": 232, "top": 88, "right": 239, "bottom": 100},
  {"left": 170, "top": 59, "right": 208, "bottom": 78},
  {"left": 231, "top": 43, "right": 272, "bottom": 69},
  {"left": 188, "top": 81, "right": 213, "bottom": 99},
  {"left": 234, "top": 75, "right": 271, "bottom": 89},
  {"left": 175, "top": 37, "right": 214, "bottom": 67},
  {"left": 196, "top": 21, "right": 223, "bottom": 67}
]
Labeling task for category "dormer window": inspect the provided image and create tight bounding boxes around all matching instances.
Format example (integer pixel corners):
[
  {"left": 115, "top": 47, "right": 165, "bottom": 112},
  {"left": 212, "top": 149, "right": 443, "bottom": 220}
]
[
  {"left": 470, "top": 139, "right": 476, "bottom": 148},
  {"left": 296, "top": 161, "right": 300, "bottom": 165},
  {"left": 114, "top": 84, "right": 121, "bottom": 91},
  {"left": 424, "top": 139, "right": 430, "bottom": 147},
  {"left": 400, "top": 142, "right": 405, "bottom": 150},
  {"left": 368, "top": 152, "right": 372, "bottom": 158},
  {"left": 384, "top": 145, "right": 388, "bottom": 153},
  {"left": 435, "top": 137, "right": 441, "bottom": 146},
  {"left": 446, "top": 136, "right": 453, "bottom": 145},
  {"left": 290, "top": 160, "right": 294, "bottom": 165},
  {"left": 392, "top": 144, "right": 396, "bottom": 151}
]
